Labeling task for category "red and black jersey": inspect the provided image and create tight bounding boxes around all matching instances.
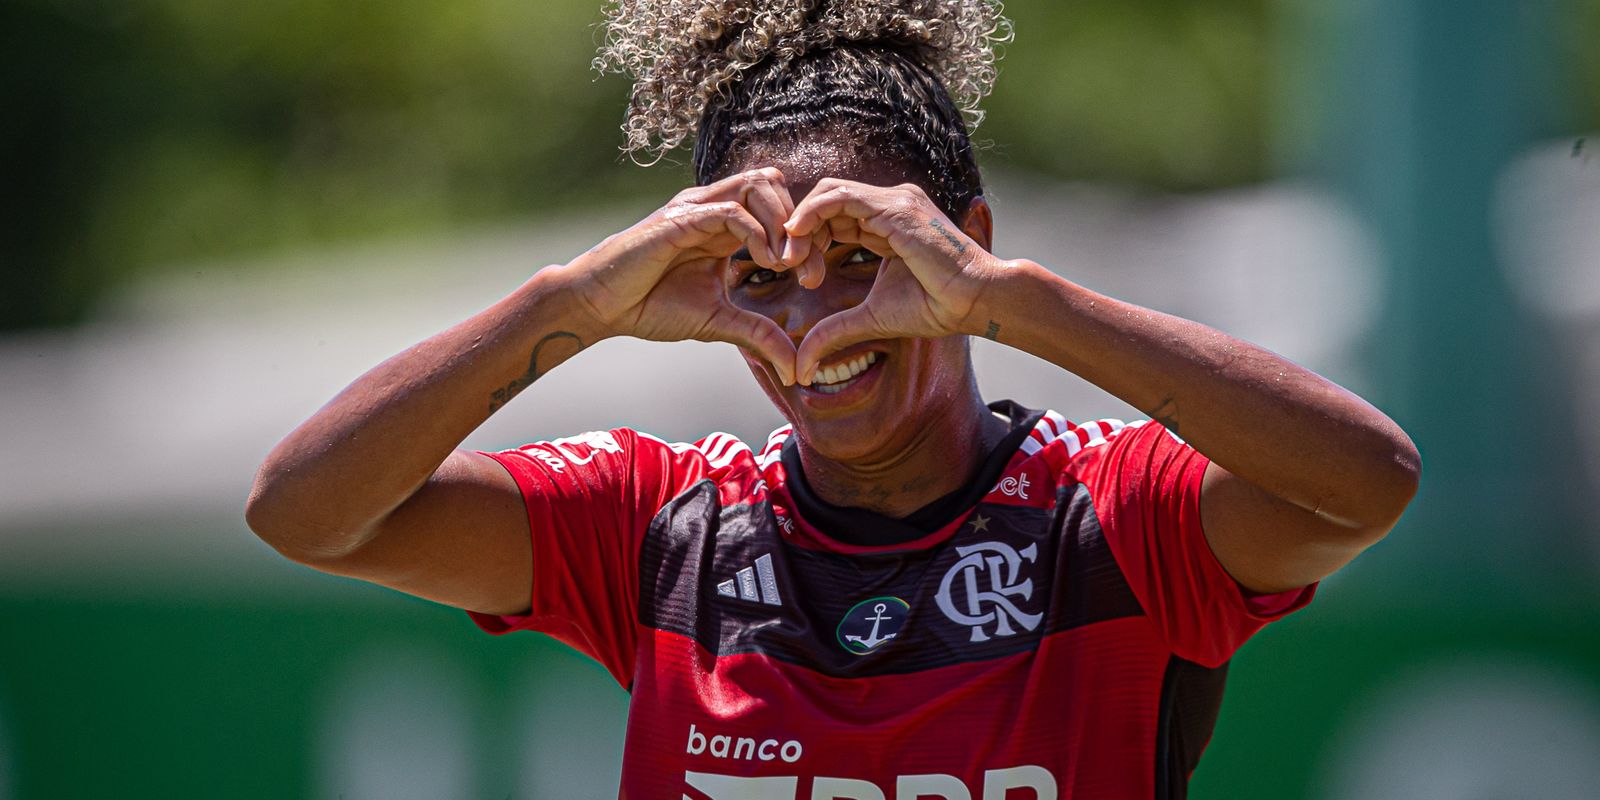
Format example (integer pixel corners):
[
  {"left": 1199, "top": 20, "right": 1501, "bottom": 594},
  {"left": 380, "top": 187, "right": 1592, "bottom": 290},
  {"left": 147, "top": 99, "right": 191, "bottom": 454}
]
[{"left": 469, "top": 400, "right": 1314, "bottom": 799}]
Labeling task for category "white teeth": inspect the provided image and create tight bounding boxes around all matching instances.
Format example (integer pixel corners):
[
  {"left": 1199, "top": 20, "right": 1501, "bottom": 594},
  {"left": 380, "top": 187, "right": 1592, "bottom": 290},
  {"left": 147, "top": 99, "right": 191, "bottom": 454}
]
[{"left": 811, "top": 352, "right": 881, "bottom": 390}]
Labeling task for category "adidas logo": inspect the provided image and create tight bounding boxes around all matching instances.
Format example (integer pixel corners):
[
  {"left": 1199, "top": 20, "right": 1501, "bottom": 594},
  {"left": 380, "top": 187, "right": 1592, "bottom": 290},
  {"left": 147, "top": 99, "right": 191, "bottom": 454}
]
[{"left": 716, "top": 553, "right": 782, "bottom": 607}]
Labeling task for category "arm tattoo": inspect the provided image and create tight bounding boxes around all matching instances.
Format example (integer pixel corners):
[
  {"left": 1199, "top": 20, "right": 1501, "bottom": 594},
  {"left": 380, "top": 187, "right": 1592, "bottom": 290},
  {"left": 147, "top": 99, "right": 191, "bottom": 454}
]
[
  {"left": 983, "top": 321, "right": 1000, "bottom": 341},
  {"left": 928, "top": 218, "right": 968, "bottom": 256},
  {"left": 488, "top": 330, "right": 582, "bottom": 412},
  {"left": 1148, "top": 395, "right": 1180, "bottom": 435}
]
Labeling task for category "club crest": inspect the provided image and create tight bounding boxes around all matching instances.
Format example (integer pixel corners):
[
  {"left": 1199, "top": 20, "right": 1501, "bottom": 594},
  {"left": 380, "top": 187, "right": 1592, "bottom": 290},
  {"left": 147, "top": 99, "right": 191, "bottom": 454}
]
[{"left": 935, "top": 540, "right": 1044, "bottom": 642}]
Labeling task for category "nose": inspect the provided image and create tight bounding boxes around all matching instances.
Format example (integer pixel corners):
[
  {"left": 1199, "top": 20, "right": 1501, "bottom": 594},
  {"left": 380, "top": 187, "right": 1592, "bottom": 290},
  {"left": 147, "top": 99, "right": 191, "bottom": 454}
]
[{"left": 776, "top": 267, "right": 864, "bottom": 346}]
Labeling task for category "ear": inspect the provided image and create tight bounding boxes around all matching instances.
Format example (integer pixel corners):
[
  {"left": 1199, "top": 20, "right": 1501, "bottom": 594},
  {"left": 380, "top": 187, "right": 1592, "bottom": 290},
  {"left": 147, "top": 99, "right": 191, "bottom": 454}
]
[{"left": 959, "top": 195, "right": 995, "bottom": 252}]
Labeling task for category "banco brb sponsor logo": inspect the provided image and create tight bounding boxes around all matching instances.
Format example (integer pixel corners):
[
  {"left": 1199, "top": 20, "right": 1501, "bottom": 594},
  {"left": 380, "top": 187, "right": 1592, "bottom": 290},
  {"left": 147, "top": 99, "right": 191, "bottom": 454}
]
[
  {"left": 935, "top": 540, "right": 1043, "bottom": 642},
  {"left": 683, "top": 767, "right": 1058, "bottom": 799},
  {"left": 684, "top": 724, "right": 1058, "bottom": 799}
]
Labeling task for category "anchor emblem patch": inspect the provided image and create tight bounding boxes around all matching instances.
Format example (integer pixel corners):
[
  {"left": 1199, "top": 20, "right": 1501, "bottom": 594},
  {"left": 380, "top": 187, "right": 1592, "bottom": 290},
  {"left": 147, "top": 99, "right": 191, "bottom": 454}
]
[{"left": 837, "top": 596, "right": 911, "bottom": 655}]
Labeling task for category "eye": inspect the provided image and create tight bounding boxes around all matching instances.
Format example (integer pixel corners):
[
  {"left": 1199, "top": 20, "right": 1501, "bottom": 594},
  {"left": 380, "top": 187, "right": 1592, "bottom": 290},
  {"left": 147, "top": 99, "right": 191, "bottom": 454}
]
[
  {"left": 843, "top": 248, "right": 880, "bottom": 266},
  {"left": 742, "top": 268, "right": 782, "bottom": 286}
]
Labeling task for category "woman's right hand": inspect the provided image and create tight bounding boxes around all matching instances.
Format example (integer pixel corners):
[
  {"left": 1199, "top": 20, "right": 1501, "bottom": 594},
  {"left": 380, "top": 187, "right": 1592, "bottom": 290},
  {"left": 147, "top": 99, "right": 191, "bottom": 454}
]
[
  {"left": 251, "top": 171, "right": 828, "bottom": 617},
  {"left": 563, "top": 167, "right": 821, "bottom": 387}
]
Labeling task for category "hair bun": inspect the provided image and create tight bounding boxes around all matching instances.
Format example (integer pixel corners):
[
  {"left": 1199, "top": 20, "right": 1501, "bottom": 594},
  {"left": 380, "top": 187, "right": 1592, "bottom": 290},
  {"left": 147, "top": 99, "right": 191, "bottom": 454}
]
[{"left": 594, "top": 0, "right": 1013, "bottom": 164}]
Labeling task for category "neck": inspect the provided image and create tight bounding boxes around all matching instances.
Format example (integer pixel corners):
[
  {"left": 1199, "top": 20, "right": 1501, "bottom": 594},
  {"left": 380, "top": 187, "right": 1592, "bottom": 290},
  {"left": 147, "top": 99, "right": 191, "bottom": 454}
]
[{"left": 797, "top": 384, "right": 1007, "bottom": 519}]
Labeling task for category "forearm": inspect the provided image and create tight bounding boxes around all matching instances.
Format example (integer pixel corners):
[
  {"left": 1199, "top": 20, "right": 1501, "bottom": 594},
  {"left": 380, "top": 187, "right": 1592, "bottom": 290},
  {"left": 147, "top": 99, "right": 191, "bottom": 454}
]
[
  {"left": 246, "top": 264, "right": 605, "bottom": 557},
  {"left": 981, "top": 260, "right": 1420, "bottom": 528}
]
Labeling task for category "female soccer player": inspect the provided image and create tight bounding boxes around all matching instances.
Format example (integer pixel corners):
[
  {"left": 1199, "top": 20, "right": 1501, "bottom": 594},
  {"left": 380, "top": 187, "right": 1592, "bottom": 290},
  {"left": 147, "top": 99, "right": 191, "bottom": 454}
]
[{"left": 247, "top": 1, "right": 1419, "bottom": 796}]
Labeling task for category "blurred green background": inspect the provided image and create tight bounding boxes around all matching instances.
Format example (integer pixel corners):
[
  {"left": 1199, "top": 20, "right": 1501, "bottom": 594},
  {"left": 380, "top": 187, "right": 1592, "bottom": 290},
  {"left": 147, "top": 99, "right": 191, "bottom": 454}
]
[{"left": 3, "top": 1, "right": 1599, "bottom": 798}]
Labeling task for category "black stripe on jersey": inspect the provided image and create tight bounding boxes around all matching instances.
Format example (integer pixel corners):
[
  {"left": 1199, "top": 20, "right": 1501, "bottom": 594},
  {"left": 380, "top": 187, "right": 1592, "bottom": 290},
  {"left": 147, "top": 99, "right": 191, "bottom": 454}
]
[
  {"left": 777, "top": 400, "right": 1046, "bottom": 546},
  {"left": 1153, "top": 656, "right": 1230, "bottom": 799},
  {"left": 637, "top": 479, "right": 1145, "bottom": 679}
]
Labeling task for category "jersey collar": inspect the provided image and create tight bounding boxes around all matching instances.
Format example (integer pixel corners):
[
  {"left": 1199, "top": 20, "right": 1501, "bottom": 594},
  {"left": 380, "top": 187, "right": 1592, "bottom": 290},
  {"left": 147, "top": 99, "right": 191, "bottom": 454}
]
[{"left": 778, "top": 400, "right": 1046, "bottom": 548}]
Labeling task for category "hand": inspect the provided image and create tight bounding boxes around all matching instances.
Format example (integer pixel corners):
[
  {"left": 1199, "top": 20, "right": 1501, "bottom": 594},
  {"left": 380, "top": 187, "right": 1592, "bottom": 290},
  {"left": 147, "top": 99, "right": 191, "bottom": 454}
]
[
  {"left": 565, "top": 168, "right": 818, "bottom": 386},
  {"left": 780, "top": 179, "right": 1006, "bottom": 384}
]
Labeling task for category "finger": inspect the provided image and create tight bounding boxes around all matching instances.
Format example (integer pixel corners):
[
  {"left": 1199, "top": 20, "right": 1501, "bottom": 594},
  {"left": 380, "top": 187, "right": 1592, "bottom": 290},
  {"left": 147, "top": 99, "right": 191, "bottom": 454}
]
[
  {"left": 705, "top": 303, "right": 798, "bottom": 386},
  {"left": 686, "top": 168, "right": 792, "bottom": 267},
  {"left": 801, "top": 228, "right": 829, "bottom": 289},
  {"left": 740, "top": 176, "right": 795, "bottom": 267},
  {"left": 796, "top": 184, "right": 971, "bottom": 281},
  {"left": 780, "top": 230, "right": 808, "bottom": 268},
  {"left": 666, "top": 201, "right": 776, "bottom": 265},
  {"left": 826, "top": 217, "right": 895, "bottom": 258},
  {"left": 681, "top": 166, "right": 785, "bottom": 204},
  {"left": 824, "top": 216, "right": 861, "bottom": 246},
  {"left": 797, "top": 304, "right": 882, "bottom": 385},
  {"left": 781, "top": 227, "right": 823, "bottom": 280},
  {"left": 784, "top": 182, "right": 888, "bottom": 240}
]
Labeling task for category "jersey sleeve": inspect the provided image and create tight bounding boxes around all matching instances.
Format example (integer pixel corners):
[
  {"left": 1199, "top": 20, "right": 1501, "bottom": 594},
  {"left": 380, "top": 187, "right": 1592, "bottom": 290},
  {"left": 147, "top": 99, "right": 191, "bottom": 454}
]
[
  {"left": 1068, "top": 420, "right": 1315, "bottom": 667},
  {"left": 466, "top": 428, "right": 706, "bottom": 686}
]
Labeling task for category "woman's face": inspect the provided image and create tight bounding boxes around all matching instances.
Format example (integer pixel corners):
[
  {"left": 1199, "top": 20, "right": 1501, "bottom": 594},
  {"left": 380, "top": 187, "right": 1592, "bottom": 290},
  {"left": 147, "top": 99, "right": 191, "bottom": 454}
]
[{"left": 722, "top": 143, "right": 992, "bottom": 464}]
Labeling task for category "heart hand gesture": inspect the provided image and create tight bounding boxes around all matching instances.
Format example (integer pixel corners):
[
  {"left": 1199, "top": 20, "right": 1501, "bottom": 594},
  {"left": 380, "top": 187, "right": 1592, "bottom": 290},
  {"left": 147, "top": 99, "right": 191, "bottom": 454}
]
[
  {"left": 567, "top": 171, "right": 1007, "bottom": 389},
  {"left": 778, "top": 179, "right": 1007, "bottom": 384},
  {"left": 566, "top": 168, "right": 825, "bottom": 387}
]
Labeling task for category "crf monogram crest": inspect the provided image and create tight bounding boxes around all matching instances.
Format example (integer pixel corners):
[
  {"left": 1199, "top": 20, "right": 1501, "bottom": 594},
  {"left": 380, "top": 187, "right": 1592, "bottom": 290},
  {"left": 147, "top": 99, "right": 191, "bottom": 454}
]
[{"left": 936, "top": 539, "right": 1044, "bottom": 642}]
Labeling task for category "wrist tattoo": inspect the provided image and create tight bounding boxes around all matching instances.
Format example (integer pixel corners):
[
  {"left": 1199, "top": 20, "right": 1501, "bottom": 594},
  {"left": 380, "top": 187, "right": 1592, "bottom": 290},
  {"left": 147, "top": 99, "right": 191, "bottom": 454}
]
[
  {"left": 1149, "top": 395, "right": 1180, "bottom": 435},
  {"left": 928, "top": 218, "right": 968, "bottom": 256},
  {"left": 983, "top": 320, "right": 1000, "bottom": 341},
  {"left": 489, "top": 330, "right": 582, "bottom": 412}
]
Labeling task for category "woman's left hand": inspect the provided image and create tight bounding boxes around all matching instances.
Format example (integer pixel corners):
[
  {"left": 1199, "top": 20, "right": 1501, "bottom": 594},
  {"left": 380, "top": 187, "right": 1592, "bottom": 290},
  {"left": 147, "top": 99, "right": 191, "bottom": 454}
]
[{"left": 780, "top": 178, "right": 1010, "bottom": 384}]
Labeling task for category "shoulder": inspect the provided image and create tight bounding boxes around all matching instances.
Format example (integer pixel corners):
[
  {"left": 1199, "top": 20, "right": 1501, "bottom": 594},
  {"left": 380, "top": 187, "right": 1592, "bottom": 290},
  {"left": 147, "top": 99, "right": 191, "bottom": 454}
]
[
  {"left": 1018, "top": 410, "right": 1169, "bottom": 470},
  {"left": 484, "top": 426, "right": 772, "bottom": 510},
  {"left": 1008, "top": 412, "right": 1200, "bottom": 511},
  {"left": 489, "top": 426, "right": 758, "bottom": 466},
  {"left": 1028, "top": 411, "right": 1150, "bottom": 454}
]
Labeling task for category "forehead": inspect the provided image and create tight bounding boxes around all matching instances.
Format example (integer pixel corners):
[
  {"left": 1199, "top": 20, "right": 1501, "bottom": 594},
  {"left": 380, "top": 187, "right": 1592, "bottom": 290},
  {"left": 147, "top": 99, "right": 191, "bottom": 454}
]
[{"left": 731, "top": 135, "right": 915, "bottom": 200}]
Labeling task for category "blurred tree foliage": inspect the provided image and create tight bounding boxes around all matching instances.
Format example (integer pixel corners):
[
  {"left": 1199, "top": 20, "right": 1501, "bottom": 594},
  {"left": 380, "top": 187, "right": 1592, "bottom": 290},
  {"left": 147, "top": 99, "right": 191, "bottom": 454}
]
[
  {"left": 1575, "top": 0, "right": 1600, "bottom": 129},
  {"left": 3, "top": 0, "right": 651, "bottom": 329},
  {"left": 2, "top": 0, "right": 1596, "bottom": 330},
  {"left": 989, "top": 0, "right": 1272, "bottom": 188}
]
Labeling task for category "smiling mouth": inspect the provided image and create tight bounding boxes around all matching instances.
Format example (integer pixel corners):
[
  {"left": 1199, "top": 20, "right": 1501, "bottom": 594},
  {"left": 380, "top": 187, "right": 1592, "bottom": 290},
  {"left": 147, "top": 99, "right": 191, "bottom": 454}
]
[{"left": 809, "top": 351, "right": 881, "bottom": 395}]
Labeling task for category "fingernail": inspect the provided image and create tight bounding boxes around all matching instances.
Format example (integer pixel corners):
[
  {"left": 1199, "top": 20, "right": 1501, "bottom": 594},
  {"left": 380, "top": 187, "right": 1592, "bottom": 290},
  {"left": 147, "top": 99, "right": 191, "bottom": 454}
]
[{"left": 780, "top": 238, "right": 795, "bottom": 264}]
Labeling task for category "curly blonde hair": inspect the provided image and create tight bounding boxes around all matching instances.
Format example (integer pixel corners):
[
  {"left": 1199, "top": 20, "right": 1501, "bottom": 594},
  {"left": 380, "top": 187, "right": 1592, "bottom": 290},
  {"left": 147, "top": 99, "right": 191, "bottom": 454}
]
[{"left": 594, "top": 0, "right": 1013, "bottom": 164}]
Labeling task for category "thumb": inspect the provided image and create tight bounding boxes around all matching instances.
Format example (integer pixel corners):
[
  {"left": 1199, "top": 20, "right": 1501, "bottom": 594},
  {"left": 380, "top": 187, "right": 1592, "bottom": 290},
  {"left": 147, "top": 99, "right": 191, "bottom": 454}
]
[
  {"left": 796, "top": 303, "right": 883, "bottom": 385},
  {"left": 703, "top": 303, "right": 798, "bottom": 387}
]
